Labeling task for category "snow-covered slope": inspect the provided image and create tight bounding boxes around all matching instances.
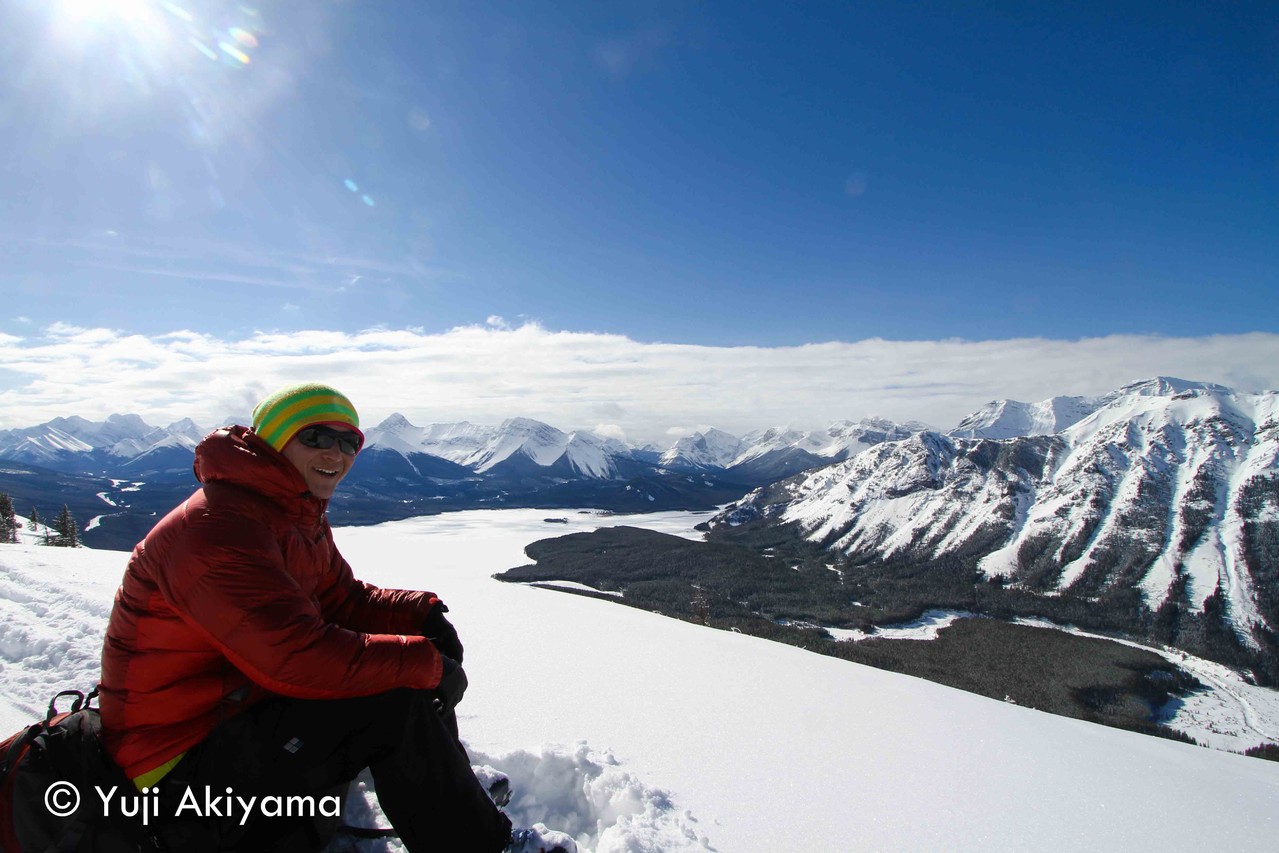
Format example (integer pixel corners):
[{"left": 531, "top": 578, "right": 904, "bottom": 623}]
[
  {"left": 1, "top": 511, "right": 1277, "bottom": 853},
  {"left": 720, "top": 379, "right": 1279, "bottom": 649},
  {"left": 115, "top": 433, "right": 202, "bottom": 475},
  {"left": 0, "top": 427, "right": 95, "bottom": 467}
]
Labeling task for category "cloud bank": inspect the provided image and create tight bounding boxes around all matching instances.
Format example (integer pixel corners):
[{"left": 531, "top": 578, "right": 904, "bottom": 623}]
[{"left": 1, "top": 324, "right": 1276, "bottom": 445}]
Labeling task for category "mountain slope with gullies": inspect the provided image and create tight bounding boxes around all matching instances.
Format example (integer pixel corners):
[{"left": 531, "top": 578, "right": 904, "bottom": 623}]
[{"left": 712, "top": 378, "right": 1279, "bottom": 682}]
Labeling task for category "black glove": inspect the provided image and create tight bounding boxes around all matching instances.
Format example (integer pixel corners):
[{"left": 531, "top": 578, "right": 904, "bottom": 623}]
[
  {"left": 423, "top": 600, "right": 464, "bottom": 664},
  {"left": 431, "top": 655, "right": 468, "bottom": 715}
]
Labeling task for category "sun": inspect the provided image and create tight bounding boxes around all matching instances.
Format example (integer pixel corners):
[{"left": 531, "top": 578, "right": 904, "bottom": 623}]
[
  {"left": 58, "top": 0, "right": 158, "bottom": 27},
  {"left": 35, "top": 0, "right": 270, "bottom": 146},
  {"left": 49, "top": 0, "right": 181, "bottom": 56},
  {"left": 49, "top": 0, "right": 261, "bottom": 68}
]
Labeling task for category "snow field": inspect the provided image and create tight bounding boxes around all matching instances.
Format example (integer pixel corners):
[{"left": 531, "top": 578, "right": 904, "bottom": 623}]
[{"left": 2, "top": 507, "right": 1278, "bottom": 852}]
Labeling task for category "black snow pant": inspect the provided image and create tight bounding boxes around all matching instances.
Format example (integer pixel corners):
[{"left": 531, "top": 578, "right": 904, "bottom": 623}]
[{"left": 149, "top": 689, "right": 512, "bottom": 853}]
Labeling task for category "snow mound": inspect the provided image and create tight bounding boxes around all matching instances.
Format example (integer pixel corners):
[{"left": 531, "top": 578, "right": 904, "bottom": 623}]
[
  {"left": 471, "top": 743, "right": 709, "bottom": 852},
  {"left": 332, "top": 743, "right": 711, "bottom": 853}
]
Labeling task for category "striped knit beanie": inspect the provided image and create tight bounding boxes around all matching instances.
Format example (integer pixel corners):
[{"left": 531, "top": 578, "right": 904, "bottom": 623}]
[{"left": 251, "top": 383, "right": 363, "bottom": 452}]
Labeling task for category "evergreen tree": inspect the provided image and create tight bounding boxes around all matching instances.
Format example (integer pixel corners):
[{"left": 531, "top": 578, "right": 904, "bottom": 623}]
[
  {"left": 28, "top": 506, "right": 40, "bottom": 532},
  {"left": 53, "top": 504, "right": 79, "bottom": 548},
  {"left": 691, "top": 586, "right": 711, "bottom": 625},
  {"left": 0, "top": 493, "right": 16, "bottom": 543}
]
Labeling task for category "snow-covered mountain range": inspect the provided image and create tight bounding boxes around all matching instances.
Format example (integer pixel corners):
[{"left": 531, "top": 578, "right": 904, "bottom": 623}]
[
  {"left": 714, "top": 378, "right": 1279, "bottom": 678},
  {"left": 0, "top": 410, "right": 925, "bottom": 548},
  {"left": 659, "top": 419, "right": 929, "bottom": 481},
  {"left": 0, "top": 410, "right": 922, "bottom": 484},
  {"left": 363, "top": 415, "right": 639, "bottom": 480},
  {"left": 0, "top": 413, "right": 204, "bottom": 474}
]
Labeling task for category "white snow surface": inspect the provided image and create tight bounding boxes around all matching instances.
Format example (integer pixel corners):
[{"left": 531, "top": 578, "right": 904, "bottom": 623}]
[
  {"left": 2, "top": 509, "right": 1278, "bottom": 852},
  {"left": 824, "top": 609, "right": 977, "bottom": 643}
]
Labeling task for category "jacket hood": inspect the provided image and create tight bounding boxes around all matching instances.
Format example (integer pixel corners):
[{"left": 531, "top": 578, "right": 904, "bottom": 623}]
[{"left": 194, "top": 426, "right": 327, "bottom": 516}]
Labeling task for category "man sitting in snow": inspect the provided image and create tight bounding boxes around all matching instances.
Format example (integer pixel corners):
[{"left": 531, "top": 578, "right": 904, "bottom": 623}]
[{"left": 98, "top": 382, "right": 574, "bottom": 852}]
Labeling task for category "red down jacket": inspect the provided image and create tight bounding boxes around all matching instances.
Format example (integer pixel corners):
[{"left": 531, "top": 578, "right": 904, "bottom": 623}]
[{"left": 99, "top": 426, "right": 443, "bottom": 780}]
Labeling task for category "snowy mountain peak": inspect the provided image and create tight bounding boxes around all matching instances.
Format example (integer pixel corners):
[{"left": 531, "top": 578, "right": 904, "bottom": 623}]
[
  {"left": 104, "top": 412, "right": 151, "bottom": 433},
  {"left": 561, "top": 431, "right": 620, "bottom": 479},
  {"left": 659, "top": 429, "right": 743, "bottom": 470},
  {"left": 376, "top": 412, "right": 416, "bottom": 433},
  {"left": 498, "top": 416, "right": 560, "bottom": 434},
  {"left": 364, "top": 417, "right": 492, "bottom": 461},
  {"left": 465, "top": 418, "right": 570, "bottom": 472},
  {"left": 1111, "top": 376, "right": 1231, "bottom": 399},
  {"left": 165, "top": 419, "right": 207, "bottom": 442},
  {"left": 950, "top": 396, "right": 1097, "bottom": 440},
  {"left": 44, "top": 413, "right": 152, "bottom": 445}
]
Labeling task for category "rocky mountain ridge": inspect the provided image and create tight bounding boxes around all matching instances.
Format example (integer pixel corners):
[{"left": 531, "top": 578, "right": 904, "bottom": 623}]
[{"left": 711, "top": 378, "right": 1279, "bottom": 681}]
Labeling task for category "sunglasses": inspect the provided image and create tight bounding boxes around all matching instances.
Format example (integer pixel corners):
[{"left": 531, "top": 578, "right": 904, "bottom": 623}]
[{"left": 296, "top": 426, "right": 364, "bottom": 455}]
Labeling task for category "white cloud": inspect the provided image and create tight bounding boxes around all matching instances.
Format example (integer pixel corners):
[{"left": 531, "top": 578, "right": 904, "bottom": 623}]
[
  {"left": 592, "top": 424, "right": 628, "bottom": 442},
  {"left": 591, "top": 26, "right": 671, "bottom": 80},
  {"left": 1, "top": 324, "right": 1277, "bottom": 445},
  {"left": 407, "top": 107, "right": 432, "bottom": 132},
  {"left": 844, "top": 171, "right": 868, "bottom": 198}
]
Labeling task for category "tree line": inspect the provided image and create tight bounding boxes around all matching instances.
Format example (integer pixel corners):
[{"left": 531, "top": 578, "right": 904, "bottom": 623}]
[{"left": 0, "top": 492, "right": 80, "bottom": 547}]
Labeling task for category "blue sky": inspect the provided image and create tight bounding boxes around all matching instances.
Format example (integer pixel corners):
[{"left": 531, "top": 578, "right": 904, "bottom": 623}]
[{"left": 1, "top": 1, "right": 1276, "bottom": 438}]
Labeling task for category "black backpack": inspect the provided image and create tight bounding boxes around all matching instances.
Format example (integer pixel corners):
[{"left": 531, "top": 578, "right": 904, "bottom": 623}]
[{"left": 0, "top": 688, "right": 158, "bottom": 852}]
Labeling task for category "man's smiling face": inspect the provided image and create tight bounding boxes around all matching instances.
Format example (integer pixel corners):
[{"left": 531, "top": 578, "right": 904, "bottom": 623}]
[{"left": 280, "top": 427, "right": 358, "bottom": 499}]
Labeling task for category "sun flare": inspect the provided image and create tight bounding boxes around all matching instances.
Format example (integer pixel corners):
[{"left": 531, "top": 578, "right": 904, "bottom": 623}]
[{"left": 59, "top": 0, "right": 157, "bottom": 26}]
